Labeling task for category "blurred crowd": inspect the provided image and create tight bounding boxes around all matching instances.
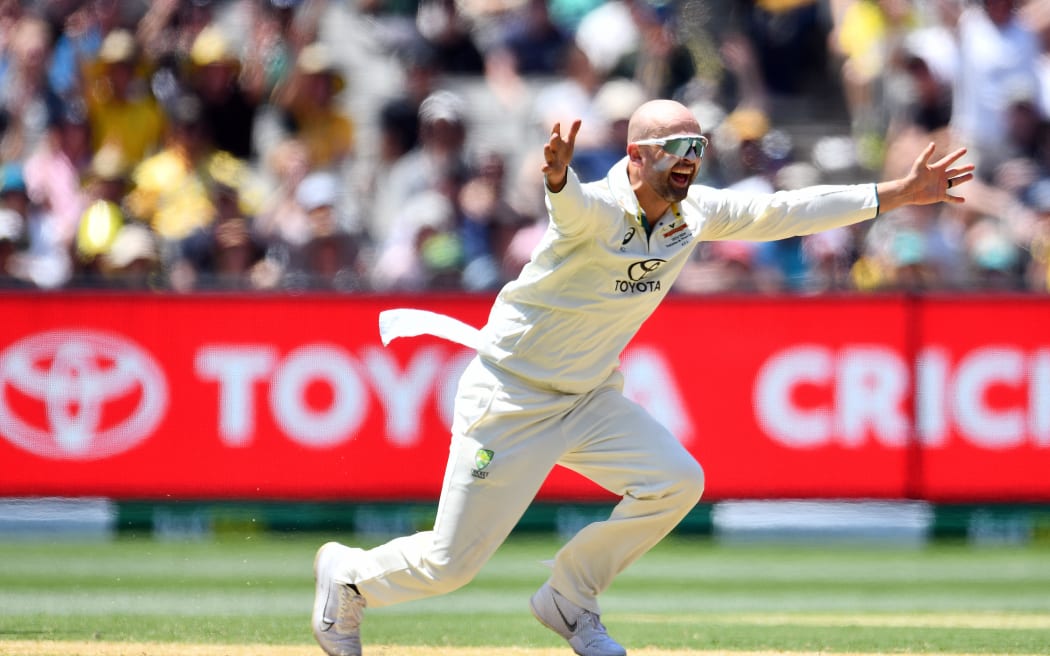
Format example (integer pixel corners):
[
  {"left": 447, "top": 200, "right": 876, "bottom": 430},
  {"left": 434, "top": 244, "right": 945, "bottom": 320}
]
[{"left": 1, "top": 0, "right": 1049, "bottom": 293}]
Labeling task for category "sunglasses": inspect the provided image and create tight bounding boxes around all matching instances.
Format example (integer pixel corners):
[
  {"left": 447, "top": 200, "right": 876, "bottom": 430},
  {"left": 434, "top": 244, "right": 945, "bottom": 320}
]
[{"left": 633, "top": 134, "right": 708, "bottom": 160}]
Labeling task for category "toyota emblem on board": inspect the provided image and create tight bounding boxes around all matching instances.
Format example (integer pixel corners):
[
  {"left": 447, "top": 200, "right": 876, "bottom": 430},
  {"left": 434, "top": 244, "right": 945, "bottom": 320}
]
[{"left": 0, "top": 330, "right": 168, "bottom": 460}]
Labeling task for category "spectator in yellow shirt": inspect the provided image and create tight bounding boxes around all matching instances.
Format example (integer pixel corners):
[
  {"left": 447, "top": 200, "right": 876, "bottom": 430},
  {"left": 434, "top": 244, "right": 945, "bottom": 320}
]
[
  {"left": 83, "top": 29, "right": 165, "bottom": 166},
  {"left": 124, "top": 94, "right": 255, "bottom": 242},
  {"left": 274, "top": 42, "right": 354, "bottom": 171}
]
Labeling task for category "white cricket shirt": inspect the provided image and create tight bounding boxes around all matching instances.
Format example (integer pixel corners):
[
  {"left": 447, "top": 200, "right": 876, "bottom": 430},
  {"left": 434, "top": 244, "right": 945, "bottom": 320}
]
[{"left": 473, "top": 157, "right": 879, "bottom": 394}]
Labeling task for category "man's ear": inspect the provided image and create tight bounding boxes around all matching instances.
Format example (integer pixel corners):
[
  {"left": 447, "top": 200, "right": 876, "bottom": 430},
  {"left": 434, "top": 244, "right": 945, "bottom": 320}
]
[{"left": 627, "top": 143, "right": 643, "bottom": 165}]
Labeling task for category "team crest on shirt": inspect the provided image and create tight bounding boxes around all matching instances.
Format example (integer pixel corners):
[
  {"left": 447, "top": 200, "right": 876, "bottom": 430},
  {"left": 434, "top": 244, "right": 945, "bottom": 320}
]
[{"left": 472, "top": 449, "right": 494, "bottom": 479}]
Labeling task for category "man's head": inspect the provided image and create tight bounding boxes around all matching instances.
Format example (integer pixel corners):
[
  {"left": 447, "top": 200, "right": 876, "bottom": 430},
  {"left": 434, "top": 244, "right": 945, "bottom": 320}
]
[
  {"left": 97, "top": 29, "right": 138, "bottom": 98},
  {"left": 626, "top": 100, "right": 705, "bottom": 204},
  {"left": 418, "top": 90, "right": 467, "bottom": 157},
  {"left": 190, "top": 26, "right": 242, "bottom": 101}
]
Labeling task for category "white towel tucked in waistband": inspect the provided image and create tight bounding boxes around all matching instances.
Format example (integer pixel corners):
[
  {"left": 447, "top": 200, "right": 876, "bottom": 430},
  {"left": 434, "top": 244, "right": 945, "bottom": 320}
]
[{"left": 378, "top": 308, "right": 482, "bottom": 350}]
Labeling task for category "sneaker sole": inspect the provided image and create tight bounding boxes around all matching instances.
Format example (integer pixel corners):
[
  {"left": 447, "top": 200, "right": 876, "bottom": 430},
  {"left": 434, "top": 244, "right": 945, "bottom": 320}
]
[
  {"left": 312, "top": 542, "right": 341, "bottom": 635},
  {"left": 312, "top": 542, "right": 367, "bottom": 656}
]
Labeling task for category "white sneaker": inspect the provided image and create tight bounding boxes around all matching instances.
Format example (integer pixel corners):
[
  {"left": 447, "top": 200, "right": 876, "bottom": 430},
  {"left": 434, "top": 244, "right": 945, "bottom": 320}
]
[
  {"left": 312, "top": 542, "right": 367, "bottom": 656},
  {"left": 529, "top": 582, "right": 627, "bottom": 656}
]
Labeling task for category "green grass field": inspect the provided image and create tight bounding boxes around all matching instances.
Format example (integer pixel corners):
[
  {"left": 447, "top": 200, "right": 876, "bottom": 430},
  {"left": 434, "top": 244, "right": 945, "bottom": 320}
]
[{"left": 1, "top": 533, "right": 1049, "bottom": 655}]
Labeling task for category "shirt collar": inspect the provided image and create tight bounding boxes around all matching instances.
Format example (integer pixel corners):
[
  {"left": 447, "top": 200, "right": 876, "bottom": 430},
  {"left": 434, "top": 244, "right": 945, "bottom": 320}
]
[{"left": 605, "top": 156, "right": 641, "bottom": 218}]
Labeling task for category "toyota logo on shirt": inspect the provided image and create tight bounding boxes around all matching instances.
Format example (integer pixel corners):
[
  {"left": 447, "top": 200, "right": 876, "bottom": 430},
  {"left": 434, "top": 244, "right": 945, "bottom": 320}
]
[
  {"left": 0, "top": 330, "right": 168, "bottom": 460},
  {"left": 627, "top": 258, "right": 667, "bottom": 281}
]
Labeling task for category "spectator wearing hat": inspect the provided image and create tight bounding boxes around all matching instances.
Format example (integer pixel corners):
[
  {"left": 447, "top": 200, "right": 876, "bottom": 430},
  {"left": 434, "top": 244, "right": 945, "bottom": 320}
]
[
  {"left": 83, "top": 28, "right": 165, "bottom": 166},
  {"left": 84, "top": 144, "right": 133, "bottom": 207},
  {"left": 100, "top": 222, "right": 162, "bottom": 289},
  {"left": 718, "top": 106, "right": 774, "bottom": 189},
  {"left": 273, "top": 42, "right": 354, "bottom": 171},
  {"left": 186, "top": 24, "right": 263, "bottom": 160},
  {"left": 281, "top": 170, "right": 364, "bottom": 291},
  {"left": 366, "top": 90, "right": 482, "bottom": 292},
  {"left": 370, "top": 89, "right": 472, "bottom": 248}
]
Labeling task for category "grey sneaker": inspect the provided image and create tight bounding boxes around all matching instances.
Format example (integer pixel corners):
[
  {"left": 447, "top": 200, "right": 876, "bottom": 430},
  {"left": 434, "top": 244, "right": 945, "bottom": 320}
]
[
  {"left": 529, "top": 582, "right": 627, "bottom": 656},
  {"left": 312, "top": 542, "right": 367, "bottom": 656}
]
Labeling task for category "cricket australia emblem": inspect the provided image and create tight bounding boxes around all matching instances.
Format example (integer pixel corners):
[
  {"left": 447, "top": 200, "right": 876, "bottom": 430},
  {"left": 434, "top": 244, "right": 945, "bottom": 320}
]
[{"left": 472, "top": 448, "right": 494, "bottom": 479}]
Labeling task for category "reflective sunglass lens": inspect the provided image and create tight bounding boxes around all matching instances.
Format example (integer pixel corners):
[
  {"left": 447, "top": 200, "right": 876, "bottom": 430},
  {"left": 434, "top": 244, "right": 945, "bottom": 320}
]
[{"left": 664, "top": 138, "right": 705, "bottom": 158}]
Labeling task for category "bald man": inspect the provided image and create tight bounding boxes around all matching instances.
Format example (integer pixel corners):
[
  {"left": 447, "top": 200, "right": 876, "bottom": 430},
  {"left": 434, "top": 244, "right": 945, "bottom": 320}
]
[{"left": 311, "top": 100, "right": 974, "bottom": 656}]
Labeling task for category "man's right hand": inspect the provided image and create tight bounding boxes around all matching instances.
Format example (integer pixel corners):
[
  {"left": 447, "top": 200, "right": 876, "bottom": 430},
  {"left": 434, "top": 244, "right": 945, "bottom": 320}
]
[{"left": 542, "top": 120, "right": 581, "bottom": 193}]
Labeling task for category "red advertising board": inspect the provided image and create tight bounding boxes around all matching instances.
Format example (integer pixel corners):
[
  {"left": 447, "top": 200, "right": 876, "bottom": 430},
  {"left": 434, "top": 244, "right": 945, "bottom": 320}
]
[
  {"left": 0, "top": 293, "right": 1047, "bottom": 502},
  {"left": 914, "top": 297, "right": 1050, "bottom": 501}
]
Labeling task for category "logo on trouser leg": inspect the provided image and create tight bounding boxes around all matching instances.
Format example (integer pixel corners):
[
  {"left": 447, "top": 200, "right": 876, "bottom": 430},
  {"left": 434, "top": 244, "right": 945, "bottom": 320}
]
[{"left": 472, "top": 449, "right": 494, "bottom": 479}]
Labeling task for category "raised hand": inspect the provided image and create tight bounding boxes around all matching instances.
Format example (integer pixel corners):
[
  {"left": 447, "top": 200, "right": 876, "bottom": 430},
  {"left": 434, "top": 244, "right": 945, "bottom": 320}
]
[
  {"left": 912, "top": 143, "right": 975, "bottom": 204},
  {"left": 876, "top": 143, "right": 976, "bottom": 214},
  {"left": 542, "top": 119, "right": 581, "bottom": 193}
]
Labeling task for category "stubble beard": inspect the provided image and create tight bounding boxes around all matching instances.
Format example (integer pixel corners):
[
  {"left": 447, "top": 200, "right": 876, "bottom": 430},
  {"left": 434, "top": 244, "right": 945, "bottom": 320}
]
[
  {"left": 650, "top": 172, "right": 692, "bottom": 204},
  {"left": 646, "top": 158, "right": 697, "bottom": 202}
]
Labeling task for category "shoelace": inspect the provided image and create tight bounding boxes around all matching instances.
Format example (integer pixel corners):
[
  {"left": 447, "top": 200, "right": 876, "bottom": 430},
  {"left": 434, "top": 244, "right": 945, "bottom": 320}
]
[
  {"left": 334, "top": 586, "right": 366, "bottom": 632},
  {"left": 577, "top": 610, "right": 612, "bottom": 642}
]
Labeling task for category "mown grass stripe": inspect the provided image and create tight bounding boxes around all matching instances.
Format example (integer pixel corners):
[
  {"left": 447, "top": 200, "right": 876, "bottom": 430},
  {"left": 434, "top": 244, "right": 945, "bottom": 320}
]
[
  {"left": 3, "top": 643, "right": 1048, "bottom": 656},
  {"left": 620, "top": 612, "right": 1050, "bottom": 629}
]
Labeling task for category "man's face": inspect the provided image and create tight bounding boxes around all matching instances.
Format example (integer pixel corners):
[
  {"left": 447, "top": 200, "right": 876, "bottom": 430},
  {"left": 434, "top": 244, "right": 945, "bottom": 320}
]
[{"left": 635, "top": 138, "right": 703, "bottom": 203}]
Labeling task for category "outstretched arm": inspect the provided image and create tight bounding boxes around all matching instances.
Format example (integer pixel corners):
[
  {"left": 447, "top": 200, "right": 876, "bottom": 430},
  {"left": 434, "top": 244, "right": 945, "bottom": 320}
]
[
  {"left": 542, "top": 119, "right": 582, "bottom": 193},
  {"left": 875, "top": 143, "right": 975, "bottom": 214}
]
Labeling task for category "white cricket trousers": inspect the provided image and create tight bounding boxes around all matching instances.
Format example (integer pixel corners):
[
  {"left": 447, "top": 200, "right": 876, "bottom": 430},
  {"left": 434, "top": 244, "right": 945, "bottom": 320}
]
[{"left": 333, "top": 356, "right": 705, "bottom": 614}]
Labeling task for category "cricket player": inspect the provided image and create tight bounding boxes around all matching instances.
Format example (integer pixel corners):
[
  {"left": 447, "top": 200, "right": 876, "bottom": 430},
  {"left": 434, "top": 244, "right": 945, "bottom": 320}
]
[{"left": 312, "top": 99, "right": 973, "bottom": 656}]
